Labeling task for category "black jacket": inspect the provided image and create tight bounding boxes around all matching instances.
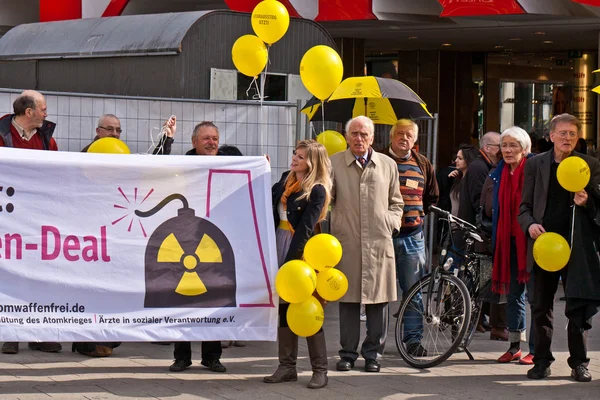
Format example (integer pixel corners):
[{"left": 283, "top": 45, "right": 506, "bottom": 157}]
[
  {"left": 272, "top": 171, "right": 326, "bottom": 264},
  {"left": 458, "top": 152, "right": 493, "bottom": 224}
]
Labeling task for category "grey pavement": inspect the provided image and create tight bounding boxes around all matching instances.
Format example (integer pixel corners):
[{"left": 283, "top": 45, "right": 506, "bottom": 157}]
[{"left": 0, "top": 286, "right": 598, "bottom": 400}]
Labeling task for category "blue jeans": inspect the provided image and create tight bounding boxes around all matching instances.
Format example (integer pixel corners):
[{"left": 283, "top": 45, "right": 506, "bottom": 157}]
[
  {"left": 393, "top": 231, "right": 426, "bottom": 345},
  {"left": 507, "top": 238, "right": 535, "bottom": 353}
]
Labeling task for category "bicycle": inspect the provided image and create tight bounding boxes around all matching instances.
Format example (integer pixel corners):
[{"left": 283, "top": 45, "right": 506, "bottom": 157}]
[{"left": 394, "top": 205, "right": 490, "bottom": 368}]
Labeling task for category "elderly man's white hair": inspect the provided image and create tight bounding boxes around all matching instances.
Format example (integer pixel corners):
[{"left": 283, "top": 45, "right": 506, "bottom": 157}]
[
  {"left": 480, "top": 131, "right": 500, "bottom": 148},
  {"left": 345, "top": 115, "right": 375, "bottom": 137}
]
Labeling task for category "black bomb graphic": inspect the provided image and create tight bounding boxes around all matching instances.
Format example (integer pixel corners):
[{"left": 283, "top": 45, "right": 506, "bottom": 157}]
[{"left": 136, "top": 194, "right": 236, "bottom": 308}]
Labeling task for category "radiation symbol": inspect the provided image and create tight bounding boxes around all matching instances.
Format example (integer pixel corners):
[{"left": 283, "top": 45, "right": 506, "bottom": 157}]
[
  {"left": 158, "top": 232, "right": 223, "bottom": 296},
  {"left": 137, "top": 194, "right": 236, "bottom": 308}
]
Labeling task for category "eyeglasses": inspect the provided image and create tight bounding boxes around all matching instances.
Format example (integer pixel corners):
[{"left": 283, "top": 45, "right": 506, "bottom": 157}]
[
  {"left": 555, "top": 131, "right": 577, "bottom": 138},
  {"left": 98, "top": 126, "right": 122, "bottom": 134}
]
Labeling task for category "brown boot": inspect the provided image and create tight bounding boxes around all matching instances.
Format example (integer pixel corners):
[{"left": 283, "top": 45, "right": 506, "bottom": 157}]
[
  {"left": 306, "top": 330, "right": 328, "bottom": 389},
  {"left": 263, "top": 327, "right": 298, "bottom": 383},
  {"left": 1, "top": 342, "right": 19, "bottom": 354}
]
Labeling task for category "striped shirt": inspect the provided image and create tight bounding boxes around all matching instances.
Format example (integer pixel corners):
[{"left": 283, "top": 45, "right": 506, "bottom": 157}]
[{"left": 397, "top": 155, "right": 425, "bottom": 236}]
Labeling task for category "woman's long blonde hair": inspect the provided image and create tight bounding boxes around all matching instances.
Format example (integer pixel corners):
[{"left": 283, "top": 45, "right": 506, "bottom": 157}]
[{"left": 286, "top": 140, "right": 332, "bottom": 222}]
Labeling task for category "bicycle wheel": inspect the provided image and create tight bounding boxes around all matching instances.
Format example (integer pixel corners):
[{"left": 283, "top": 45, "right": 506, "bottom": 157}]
[
  {"left": 395, "top": 274, "right": 471, "bottom": 368},
  {"left": 458, "top": 260, "right": 482, "bottom": 350}
]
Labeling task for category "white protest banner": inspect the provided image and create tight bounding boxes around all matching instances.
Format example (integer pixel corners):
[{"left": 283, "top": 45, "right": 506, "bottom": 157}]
[{"left": 0, "top": 148, "right": 278, "bottom": 342}]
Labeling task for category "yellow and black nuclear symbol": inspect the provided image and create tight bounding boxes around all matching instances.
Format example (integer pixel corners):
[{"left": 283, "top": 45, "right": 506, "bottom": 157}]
[{"left": 136, "top": 194, "right": 236, "bottom": 308}]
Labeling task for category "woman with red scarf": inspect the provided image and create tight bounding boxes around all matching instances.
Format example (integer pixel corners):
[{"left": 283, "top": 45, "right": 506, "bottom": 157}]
[
  {"left": 486, "top": 127, "right": 535, "bottom": 365},
  {"left": 264, "top": 140, "right": 332, "bottom": 389}
]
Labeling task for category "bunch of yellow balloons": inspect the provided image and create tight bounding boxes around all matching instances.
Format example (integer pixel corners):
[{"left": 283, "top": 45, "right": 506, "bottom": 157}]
[
  {"left": 231, "top": 1, "right": 290, "bottom": 78},
  {"left": 275, "top": 233, "right": 347, "bottom": 337}
]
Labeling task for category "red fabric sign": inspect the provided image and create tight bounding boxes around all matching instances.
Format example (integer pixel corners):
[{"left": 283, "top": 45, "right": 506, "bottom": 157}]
[
  {"left": 224, "top": 0, "right": 301, "bottom": 17},
  {"left": 39, "top": 0, "right": 81, "bottom": 22},
  {"left": 315, "top": 0, "right": 376, "bottom": 21},
  {"left": 438, "top": 0, "right": 525, "bottom": 17},
  {"left": 572, "top": 0, "right": 600, "bottom": 6}
]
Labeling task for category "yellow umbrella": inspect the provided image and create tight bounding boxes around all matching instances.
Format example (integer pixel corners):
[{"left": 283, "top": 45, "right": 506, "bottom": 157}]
[{"left": 301, "top": 76, "right": 432, "bottom": 124}]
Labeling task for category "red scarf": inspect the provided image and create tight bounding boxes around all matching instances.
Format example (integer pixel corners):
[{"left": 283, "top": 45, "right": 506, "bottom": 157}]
[
  {"left": 281, "top": 174, "right": 301, "bottom": 233},
  {"left": 492, "top": 158, "right": 529, "bottom": 294}
]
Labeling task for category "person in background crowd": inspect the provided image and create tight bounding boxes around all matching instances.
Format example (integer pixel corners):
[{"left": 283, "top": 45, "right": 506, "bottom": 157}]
[
  {"left": 82, "top": 114, "right": 175, "bottom": 154},
  {"left": 330, "top": 116, "right": 404, "bottom": 373},
  {"left": 482, "top": 127, "right": 535, "bottom": 365},
  {"left": 380, "top": 119, "right": 438, "bottom": 357},
  {"left": 264, "top": 140, "right": 332, "bottom": 389},
  {"left": 0, "top": 90, "right": 62, "bottom": 355}
]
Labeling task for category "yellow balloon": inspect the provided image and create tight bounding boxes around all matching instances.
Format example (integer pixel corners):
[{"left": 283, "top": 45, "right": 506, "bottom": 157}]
[
  {"left": 316, "top": 130, "right": 347, "bottom": 156},
  {"left": 557, "top": 156, "right": 590, "bottom": 192},
  {"left": 87, "top": 137, "right": 130, "bottom": 154},
  {"left": 533, "top": 232, "right": 571, "bottom": 272},
  {"left": 232, "top": 34, "right": 268, "bottom": 77},
  {"left": 316, "top": 268, "right": 348, "bottom": 302},
  {"left": 275, "top": 260, "right": 317, "bottom": 303},
  {"left": 300, "top": 45, "right": 344, "bottom": 101},
  {"left": 287, "top": 296, "right": 324, "bottom": 337},
  {"left": 251, "top": 0, "right": 290, "bottom": 45},
  {"left": 304, "top": 233, "right": 343, "bottom": 271}
]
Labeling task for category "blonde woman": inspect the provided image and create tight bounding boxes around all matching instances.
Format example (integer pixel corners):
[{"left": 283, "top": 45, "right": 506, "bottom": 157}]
[{"left": 264, "top": 140, "right": 332, "bottom": 389}]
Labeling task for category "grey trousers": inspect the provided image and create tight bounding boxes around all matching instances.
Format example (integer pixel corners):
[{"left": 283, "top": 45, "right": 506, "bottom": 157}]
[{"left": 339, "top": 302, "right": 389, "bottom": 361}]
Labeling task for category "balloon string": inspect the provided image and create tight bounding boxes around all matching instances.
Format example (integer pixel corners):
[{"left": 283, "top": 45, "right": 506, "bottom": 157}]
[
  {"left": 258, "top": 44, "right": 270, "bottom": 154},
  {"left": 570, "top": 205, "right": 575, "bottom": 249},
  {"left": 321, "top": 101, "right": 325, "bottom": 134},
  {"left": 246, "top": 77, "right": 258, "bottom": 99}
]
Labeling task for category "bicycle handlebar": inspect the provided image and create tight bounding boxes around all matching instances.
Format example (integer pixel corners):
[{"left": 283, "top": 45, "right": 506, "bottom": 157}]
[{"left": 428, "top": 205, "right": 479, "bottom": 233}]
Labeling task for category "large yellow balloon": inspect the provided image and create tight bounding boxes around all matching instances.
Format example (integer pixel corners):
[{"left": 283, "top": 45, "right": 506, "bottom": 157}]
[
  {"left": 251, "top": 0, "right": 290, "bottom": 45},
  {"left": 300, "top": 45, "right": 343, "bottom": 101},
  {"left": 304, "top": 233, "right": 343, "bottom": 271},
  {"left": 533, "top": 232, "right": 571, "bottom": 272},
  {"left": 557, "top": 156, "right": 590, "bottom": 192},
  {"left": 275, "top": 260, "right": 317, "bottom": 303},
  {"left": 287, "top": 296, "right": 324, "bottom": 337},
  {"left": 232, "top": 35, "right": 268, "bottom": 77},
  {"left": 88, "top": 137, "right": 130, "bottom": 154},
  {"left": 316, "top": 130, "right": 347, "bottom": 156},
  {"left": 316, "top": 268, "right": 348, "bottom": 302}
]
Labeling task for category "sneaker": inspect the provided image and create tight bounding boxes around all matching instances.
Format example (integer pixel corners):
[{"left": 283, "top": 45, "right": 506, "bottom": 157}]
[
  {"left": 527, "top": 363, "right": 551, "bottom": 380},
  {"left": 201, "top": 359, "right": 226, "bottom": 373},
  {"left": 406, "top": 342, "right": 428, "bottom": 357},
  {"left": 169, "top": 359, "right": 192, "bottom": 372},
  {"left": 1, "top": 342, "right": 18, "bottom": 354},
  {"left": 571, "top": 365, "right": 592, "bottom": 382}
]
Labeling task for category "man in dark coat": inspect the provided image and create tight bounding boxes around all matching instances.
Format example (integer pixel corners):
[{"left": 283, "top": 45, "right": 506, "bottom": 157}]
[{"left": 518, "top": 113, "right": 600, "bottom": 382}]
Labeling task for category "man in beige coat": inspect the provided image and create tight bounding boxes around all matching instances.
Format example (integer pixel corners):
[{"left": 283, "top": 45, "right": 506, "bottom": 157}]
[{"left": 330, "top": 116, "right": 404, "bottom": 373}]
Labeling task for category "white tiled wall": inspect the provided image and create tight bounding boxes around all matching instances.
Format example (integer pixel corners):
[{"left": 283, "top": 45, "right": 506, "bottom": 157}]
[{"left": 0, "top": 90, "right": 297, "bottom": 182}]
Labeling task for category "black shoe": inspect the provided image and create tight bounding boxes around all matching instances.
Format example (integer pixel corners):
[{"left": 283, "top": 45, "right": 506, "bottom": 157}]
[
  {"left": 336, "top": 357, "right": 354, "bottom": 371},
  {"left": 407, "top": 342, "right": 428, "bottom": 357},
  {"left": 201, "top": 359, "right": 226, "bottom": 373},
  {"left": 1, "top": 342, "right": 19, "bottom": 354},
  {"left": 527, "top": 363, "right": 551, "bottom": 380},
  {"left": 365, "top": 358, "right": 380, "bottom": 372},
  {"left": 28, "top": 342, "right": 62, "bottom": 353},
  {"left": 481, "top": 320, "right": 492, "bottom": 331},
  {"left": 571, "top": 365, "right": 592, "bottom": 382},
  {"left": 169, "top": 359, "right": 192, "bottom": 372}
]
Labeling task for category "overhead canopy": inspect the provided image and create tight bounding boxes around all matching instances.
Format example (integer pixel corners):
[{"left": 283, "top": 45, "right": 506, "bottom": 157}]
[{"left": 0, "top": 11, "right": 212, "bottom": 60}]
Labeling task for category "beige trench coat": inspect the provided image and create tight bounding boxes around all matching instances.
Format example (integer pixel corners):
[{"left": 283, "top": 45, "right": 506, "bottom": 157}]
[{"left": 330, "top": 148, "right": 404, "bottom": 304}]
